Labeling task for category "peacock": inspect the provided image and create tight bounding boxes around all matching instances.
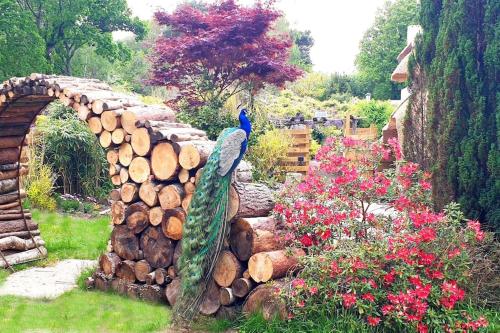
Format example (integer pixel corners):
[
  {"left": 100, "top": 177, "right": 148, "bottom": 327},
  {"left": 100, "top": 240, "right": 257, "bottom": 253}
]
[{"left": 173, "top": 108, "right": 251, "bottom": 323}]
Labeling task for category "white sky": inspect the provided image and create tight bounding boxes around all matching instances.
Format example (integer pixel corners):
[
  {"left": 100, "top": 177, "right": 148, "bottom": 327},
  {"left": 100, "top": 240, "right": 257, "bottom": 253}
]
[{"left": 124, "top": 0, "right": 387, "bottom": 74}]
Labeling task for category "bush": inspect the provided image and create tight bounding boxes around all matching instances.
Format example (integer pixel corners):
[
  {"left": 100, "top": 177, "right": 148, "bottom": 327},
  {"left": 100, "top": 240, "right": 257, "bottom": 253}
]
[
  {"left": 351, "top": 100, "right": 393, "bottom": 135},
  {"left": 178, "top": 102, "right": 237, "bottom": 140},
  {"left": 274, "top": 137, "right": 490, "bottom": 332},
  {"left": 247, "top": 129, "right": 293, "bottom": 184},
  {"left": 25, "top": 164, "right": 56, "bottom": 211}
]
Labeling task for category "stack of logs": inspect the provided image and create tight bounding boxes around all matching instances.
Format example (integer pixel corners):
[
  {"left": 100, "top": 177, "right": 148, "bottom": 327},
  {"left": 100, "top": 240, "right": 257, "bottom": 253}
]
[
  {"left": 0, "top": 74, "right": 302, "bottom": 319},
  {"left": 0, "top": 140, "right": 46, "bottom": 268}
]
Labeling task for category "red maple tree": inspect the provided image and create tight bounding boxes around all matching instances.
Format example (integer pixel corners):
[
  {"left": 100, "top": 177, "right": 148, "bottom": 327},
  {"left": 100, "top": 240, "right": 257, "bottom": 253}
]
[{"left": 150, "top": 0, "right": 302, "bottom": 107}]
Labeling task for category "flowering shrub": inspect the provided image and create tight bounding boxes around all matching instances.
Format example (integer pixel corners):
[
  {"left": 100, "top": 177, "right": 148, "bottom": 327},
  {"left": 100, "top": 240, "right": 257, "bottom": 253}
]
[{"left": 274, "top": 137, "right": 489, "bottom": 332}]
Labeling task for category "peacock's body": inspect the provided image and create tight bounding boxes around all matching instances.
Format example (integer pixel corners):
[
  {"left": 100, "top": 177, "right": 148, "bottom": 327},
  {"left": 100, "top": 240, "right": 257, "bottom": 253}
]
[{"left": 173, "top": 109, "right": 251, "bottom": 322}]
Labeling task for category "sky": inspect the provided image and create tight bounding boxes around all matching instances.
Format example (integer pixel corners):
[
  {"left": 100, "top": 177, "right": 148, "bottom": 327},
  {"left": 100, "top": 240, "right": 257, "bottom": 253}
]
[{"left": 124, "top": 0, "right": 387, "bottom": 74}]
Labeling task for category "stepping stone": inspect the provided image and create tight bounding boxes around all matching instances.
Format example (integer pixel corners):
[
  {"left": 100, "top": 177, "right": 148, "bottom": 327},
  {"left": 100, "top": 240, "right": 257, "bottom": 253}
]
[{"left": 0, "top": 259, "right": 96, "bottom": 299}]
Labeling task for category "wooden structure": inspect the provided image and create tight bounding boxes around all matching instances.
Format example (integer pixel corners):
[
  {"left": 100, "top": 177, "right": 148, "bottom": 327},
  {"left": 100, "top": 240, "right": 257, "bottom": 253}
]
[
  {"left": 0, "top": 74, "right": 298, "bottom": 319},
  {"left": 343, "top": 115, "right": 378, "bottom": 141},
  {"left": 279, "top": 128, "right": 312, "bottom": 174}
]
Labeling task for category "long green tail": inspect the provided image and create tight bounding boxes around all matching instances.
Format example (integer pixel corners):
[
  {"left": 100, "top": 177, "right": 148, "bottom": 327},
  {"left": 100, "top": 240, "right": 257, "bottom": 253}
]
[{"left": 173, "top": 133, "right": 234, "bottom": 323}]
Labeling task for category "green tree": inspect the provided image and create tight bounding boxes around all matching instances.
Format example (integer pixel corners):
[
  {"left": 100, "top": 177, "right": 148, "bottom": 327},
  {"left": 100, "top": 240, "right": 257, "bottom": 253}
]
[
  {"left": 405, "top": 0, "right": 499, "bottom": 231},
  {"left": 15, "top": 0, "right": 145, "bottom": 75},
  {"left": 290, "top": 30, "right": 314, "bottom": 71},
  {"left": 355, "top": 0, "right": 419, "bottom": 99},
  {"left": 0, "top": 0, "right": 47, "bottom": 80}
]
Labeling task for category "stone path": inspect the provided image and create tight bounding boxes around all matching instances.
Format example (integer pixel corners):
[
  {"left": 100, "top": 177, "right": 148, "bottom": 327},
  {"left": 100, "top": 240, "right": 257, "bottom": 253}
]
[{"left": 0, "top": 259, "right": 96, "bottom": 299}]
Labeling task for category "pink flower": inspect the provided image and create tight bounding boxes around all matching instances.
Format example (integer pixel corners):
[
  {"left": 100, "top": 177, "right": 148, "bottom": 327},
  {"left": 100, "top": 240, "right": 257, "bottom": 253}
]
[
  {"left": 417, "top": 323, "right": 428, "bottom": 333},
  {"left": 309, "top": 286, "right": 318, "bottom": 295},
  {"left": 299, "top": 234, "right": 313, "bottom": 247},
  {"left": 362, "top": 293, "right": 375, "bottom": 302},
  {"left": 419, "top": 227, "right": 437, "bottom": 242},
  {"left": 367, "top": 316, "right": 381, "bottom": 326},
  {"left": 342, "top": 293, "right": 357, "bottom": 308},
  {"left": 291, "top": 278, "right": 306, "bottom": 289}
]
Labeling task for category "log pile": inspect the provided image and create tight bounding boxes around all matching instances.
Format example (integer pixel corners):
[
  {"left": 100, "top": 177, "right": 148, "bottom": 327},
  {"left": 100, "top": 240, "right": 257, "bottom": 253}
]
[{"left": 0, "top": 74, "right": 299, "bottom": 319}]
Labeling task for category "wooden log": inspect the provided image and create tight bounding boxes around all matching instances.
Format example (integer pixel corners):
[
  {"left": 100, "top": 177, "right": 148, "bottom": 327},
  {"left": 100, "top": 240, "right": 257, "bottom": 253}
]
[
  {"left": 126, "top": 212, "right": 148, "bottom": 234},
  {"left": 116, "top": 260, "right": 136, "bottom": 283},
  {"left": 111, "top": 128, "right": 126, "bottom": 145},
  {"left": 165, "top": 278, "right": 181, "bottom": 306},
  {"left": 101, "top": 110, "right": 121, "bottom": 132},
  {"left": 173, "top": 240, "right": 182, "bottom": 270},
  {"left": 131, "top": 128, "right": 151, "bottom": 156},
  {"left": 229, "top": 183, "right": 275, "bottom": 220},
  {"left": 106, "top": 149, "right": 119, "bottom": 165},
  {"left": 0, "top": 148, "right": 19, "bottom": 164},
  {"left": 184, "top": 182, "right": 196, "bottom": 195},
  {"left": 110, "top": 225, "right": 141, "bottom": 260},
  {"left": 0, "top": 219, "right": 38, "bottom": 234},
  {"left": 94, "top": 271, "right": 111, "bottom": 292},
  {"left": 0, "top": 136, "right": 24, "bottom": 149},
  {"left": 200, "top": 279, "right": 221, "bottom": 315},
  {"left": 99, "top": 252, "right": 122, "bottom": 276},
  {"left": 111, "top": 200, "right": 126, "bottom": 225},
  {"left": 0, "top": 235, "right": 44, "bottom": 251},
  {"left": 140, "top": 284, "right": 166, "bottom": 303},
  {"left": 139, "top": 180, "right": 161, "bottom": 207},
  {"left": 167, "top": 265, "right": 177, "bottom": 279},
  {"left": 0, "top": 212, "right": 32, "bottom": 221},
  {"left": 109, "top": 164, "right": 121, "bottom": 176},
  {"left": 99, "top": 130, "right": 112, "bottom": 148},
  {"left": 181, "top": 194, "right": 193, "bottom": 213},
  {"left": 235, "top": 160, "right": 253, "bottom": 183},
  {"left": 0, "top": 229, "right": 40, "bottom": 239},
  {"left": 161, "top": 215, "right": 183, "bottom": 241},
  {"left": 148, "top": 206, "right": 165, "bottom": 226},
  {"left": 145, "top": 271, "right": 156, "bottom": 285},
  {"left": 119, "top": 168, "right": 129, "bottom": 183},
  {"left": 128, "top": 157, "right": 150, "bottom": 183},
  {"left": 232, "top": 278, "right": 255, "bottom": 298},
  {"left": 150, "top": 127, "right": 207, "bottom": 143},
  {"left": 158, "top": 184, "right": 185, "bottom": 210},
  {"left": 0, "top": 163, "right": 18, "bottom": 171},
  {"left": 88, "top": 117, "right": 102, "bottom": 134},
  {"left": 178, "top": 168, "right": 190, "bottom": 183},
  {"left": 0, "top": 168, "right": 26, "bottom": 181},
  {"left": 110, "top": 277, "right": 129, "bottom": 295},
  {"left": 219, "top": 287, "right": 236, "bottom": 306},
  {"left": 120, "top": 183, "right": 138, "bottom": 203},
  {"left": 77, "top": 104, "right": 90, "bottom": 121},
  {"left": 0, "top": 178, "right": 18, "bottom": 194},
  {"left": 177, "top": 140, "right": 215, "bottom": 170},
  {"left": 126, "top": 283, "right": 140, "bottom": 299},
  {"left": 134, "top": 259, "right": 151, "bottom": 282},
  {"left": 121, "top": 110, "right": 137, "bottom": 134},
  {"left": 248, "top": 249, "right": 305, "bottom": 283},
  {"left": 230, "top": 217, "right": 284, "bottom": 261},
  {"left": 110, "top": 189, "right": 121, "bottom": 201},
  {"left": 140, "top": 226, "right": 174, "bottom": 268},
  {"left": 151, "top": 142, "right": 179, "bottom": 181},
  {"left": 213, "top": 250, "right": 243, "bottom": 287},
  {"left": 0, "top": 246, "right": 47, "bottom": 268},
  {"left": 154, "top": 268, "right": 171, "bottom": 286},
  {"left": 118, "top": 143, "right": 133, "bottom": 167},
  {"left": 111, "top": 175, "right": 121, "bottom": 186},
  {"left": 242, "top": 280, "right": 287, "bottom": 320}
]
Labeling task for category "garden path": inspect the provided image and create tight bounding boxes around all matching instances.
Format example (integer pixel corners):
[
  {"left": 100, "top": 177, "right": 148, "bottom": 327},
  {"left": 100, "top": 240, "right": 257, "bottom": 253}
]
[{"left": 0, "top": 259, "right": 96, "bottom": 299}]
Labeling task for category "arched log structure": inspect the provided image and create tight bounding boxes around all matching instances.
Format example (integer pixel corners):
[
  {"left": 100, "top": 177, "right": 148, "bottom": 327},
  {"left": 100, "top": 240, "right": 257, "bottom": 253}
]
[{"left": 1, "top": 74, "right": 286, "bottom": 320}]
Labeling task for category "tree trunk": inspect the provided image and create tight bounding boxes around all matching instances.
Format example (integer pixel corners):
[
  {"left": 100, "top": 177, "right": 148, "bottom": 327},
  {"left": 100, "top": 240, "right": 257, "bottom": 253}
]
[
  {"left": 219, "top": 287, "right": 236, "bottom": 306},
  {"left": 0, "top": 246, "right": 47, "bottom": 268},
  {"left": 199, "top": 279, "right": 221, "bottom": 315},
  {"left": 120, "top": 183, "right": 138, "bottom": 203},
  {"left": 0, "top": 235, "right": 44, "bottom": 251},
  {"left": 111, "top": 201, "right": 126, "bottom": 225},
  {"left": 0, "top": 219, "right": 38, "bottom": 234},
  {"left": 230, "top": 217, "right": 284, "bottom": 261},
  {"left": 248, "top": 249, "right": 305, "bottom": 283},
  {"left": 139, "top": 180, "right": 162, "bottom": 207},
  {"left": 118, "top": 143, "right": 134, "bottom": 167},
  {"left": 229, "top": 183, "right": 275, "bottom": 220}
]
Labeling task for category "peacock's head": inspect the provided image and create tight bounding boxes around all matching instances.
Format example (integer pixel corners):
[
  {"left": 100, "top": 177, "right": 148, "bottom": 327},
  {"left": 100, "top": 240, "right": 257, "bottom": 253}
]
[{"left": 238, "top": 108, "right": 251, "bottom": 137}]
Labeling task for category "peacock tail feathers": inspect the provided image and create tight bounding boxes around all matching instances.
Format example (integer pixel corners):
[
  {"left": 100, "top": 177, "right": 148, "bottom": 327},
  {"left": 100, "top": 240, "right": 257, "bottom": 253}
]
[{"left": 173, "top": 128, "right": 240, "bottom": 323}]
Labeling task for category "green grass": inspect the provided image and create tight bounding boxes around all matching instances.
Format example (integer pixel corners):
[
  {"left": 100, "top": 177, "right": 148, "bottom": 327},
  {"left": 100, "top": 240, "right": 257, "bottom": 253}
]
[{"left": 0, "top": 290, "right": 170, "bottom": 333}]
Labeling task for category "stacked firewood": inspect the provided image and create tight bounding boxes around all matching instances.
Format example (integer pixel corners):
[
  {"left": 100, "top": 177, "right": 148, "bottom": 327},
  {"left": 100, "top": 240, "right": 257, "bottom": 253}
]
[
  {"left": 1, "top": 74, "right": 300, "bottom": 318},
  {"left": 0, "top": 141, "right": 46, "bottom": 268}
]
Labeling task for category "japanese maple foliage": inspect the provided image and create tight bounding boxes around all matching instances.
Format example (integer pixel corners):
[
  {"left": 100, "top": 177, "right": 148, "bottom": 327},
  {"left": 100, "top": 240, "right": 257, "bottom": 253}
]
[
  {"left": 150, "top": 0, "right": 302, "bottom": 107},
  {"left": 274, "top": 137, "right": 489, "bottom": 332}
]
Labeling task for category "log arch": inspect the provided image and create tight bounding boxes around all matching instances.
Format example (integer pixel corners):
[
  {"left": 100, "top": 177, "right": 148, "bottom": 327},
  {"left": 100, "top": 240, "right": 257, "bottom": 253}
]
[{"left": 0, "top": 73, "right": 183, "bottom": 268}]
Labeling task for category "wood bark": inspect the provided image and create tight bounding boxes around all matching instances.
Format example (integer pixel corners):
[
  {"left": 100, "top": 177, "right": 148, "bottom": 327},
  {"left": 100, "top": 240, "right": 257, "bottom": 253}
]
[
  {"left": 0, "top": 178, "right": 18, "bottom": 194},
  {"left": 230, "top": 217, "right": 284, "bottom": 261},
  {"left": 242, "top": 280, "right": 287, "bottom": 320},
  {"left": 0, "top": 147, "right": 19, "bottom": 163},
  {"left": 154, "top": 268, "right": 171, "bottom": 286},
  {"left": 106, "top": 150, "right": 119, "bottom": 165},
  {"left": 99, "top": 130, "right": 112, "bottom": 148},
  {"left": 111, "top": 128, "right": 125, "bottom": 145},
  {"left": 126, "top": 211, "right": 149, "bottom": 234},
  {"left": 229, "top": 183, "right": 275, "bottom": 219},
  {"left": 140, "top": 226, "right": 174, "bottom": 268},
  {"left": 0, "top": 235, "right": 44, "bottom": 251},
  {"left": 0, "top": 219, "right": 38, "bottom": 234},
  {"left": 148, "top": 206, "right": 164, "bottom": 226},
  {"left": 116, "top": 260, "right": 136, "bottom": 283},
  {"left": 135, "top": 259, "right": 152, "bottom": 282},
  {"left": 232, "top": 278, "right": 255, "bottom": 298},
  {"left": 139, "top": 180, "right": 161, "bottom": 207},
  {"left": 99, "top": 252, "right": 122, "bottom": 276},
  {"left": 110, "top": 225, "right": 141, "bottom": 260},
  {"left": 0, "top": 190, "right": 24, "bottom": 205},
  {"left": 0, "top": 246, "right": 47, "bottom": 268},
  {"left": 111, "top": 200, "right": 126, "bottom": 225},
  {"left": 165, "top": 278, "right": 181, "bottom": 306},
  {"left": 248, "top": 249, "right": 305, "bottom": 283}
]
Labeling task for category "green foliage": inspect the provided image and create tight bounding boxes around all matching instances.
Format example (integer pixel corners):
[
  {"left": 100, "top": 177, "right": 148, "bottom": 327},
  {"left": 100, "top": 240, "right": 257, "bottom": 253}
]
[
  {"left": 409, "top": 0, "right": 499, "bottom": 232},
  {"left": 15, "top": 0, "right": 145, "bottom": 75},
  {"left": 247, "top": 129, "right": 292, "bottom": 183},
  {"left": 289, "top": 72, "right": 328, "bottom": 100},
  {"left": 289, "top": 30, "right": 314, "bottom": 71},
  {"left": 34, "top": 102, "right": 111, "bottom": 198},
  {"left": 0, "top": 0, "right": 48, "bottom": 80},
  {"left": 323, "top": 73, "right": 367, "bottom": 99},
  {"left": 25, "top": 164, "right": 57, "bottom": 211},
  {"left": 351, "top": 100, "right": 394, "bottom": 134},
  {"left": 56, "top": 196, "right": 81, "bottom": 213},
  {"left": 178, "top": 102, "right": 237, "bottom": 141},
  {"left": 355, "top": 0, "right": 419, "bottom": 99}
]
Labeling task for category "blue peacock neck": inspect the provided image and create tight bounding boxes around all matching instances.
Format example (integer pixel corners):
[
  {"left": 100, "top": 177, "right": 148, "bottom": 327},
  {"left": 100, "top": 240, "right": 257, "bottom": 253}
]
[{"left": 238, "top": 109, "right": 252, "bottom": 139}]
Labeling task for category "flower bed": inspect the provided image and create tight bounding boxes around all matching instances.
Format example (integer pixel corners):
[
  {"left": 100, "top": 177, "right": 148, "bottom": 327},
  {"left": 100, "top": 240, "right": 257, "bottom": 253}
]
[{"left": 274, "top": 137, "right": 489, "bottom": 332}]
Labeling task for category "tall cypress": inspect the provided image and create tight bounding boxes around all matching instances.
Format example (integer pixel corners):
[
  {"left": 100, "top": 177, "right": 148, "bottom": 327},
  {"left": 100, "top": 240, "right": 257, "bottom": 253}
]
[{"left": 405, "top": 0, "right": 499, "bottom": 231}]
